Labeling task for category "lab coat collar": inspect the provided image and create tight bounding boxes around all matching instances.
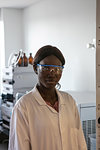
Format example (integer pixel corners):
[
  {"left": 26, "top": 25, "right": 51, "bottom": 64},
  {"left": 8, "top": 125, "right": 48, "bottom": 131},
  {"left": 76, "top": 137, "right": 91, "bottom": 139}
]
[
  {"left": 32, "top": 85, "right": 66, "bottom": 106},
  {"left": 56, "top": 89, "right": 66, "bottom": 105}
]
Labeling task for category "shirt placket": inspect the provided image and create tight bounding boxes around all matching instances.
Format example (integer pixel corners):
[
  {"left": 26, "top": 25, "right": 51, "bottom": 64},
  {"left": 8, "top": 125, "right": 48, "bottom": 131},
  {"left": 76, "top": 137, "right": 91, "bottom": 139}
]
[{"left": 58, "top": 104, "right": 69, "bottom": 150}]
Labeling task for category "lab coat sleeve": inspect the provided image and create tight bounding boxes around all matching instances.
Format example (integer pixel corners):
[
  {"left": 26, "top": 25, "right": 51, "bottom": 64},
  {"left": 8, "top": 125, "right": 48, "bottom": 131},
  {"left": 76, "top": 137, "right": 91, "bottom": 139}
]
[
  {"left": 73, "top": 100, "right": 87, "bottom": 150},
  {"left": 8, "top": 102, "right": 31, "bottom": 150}
]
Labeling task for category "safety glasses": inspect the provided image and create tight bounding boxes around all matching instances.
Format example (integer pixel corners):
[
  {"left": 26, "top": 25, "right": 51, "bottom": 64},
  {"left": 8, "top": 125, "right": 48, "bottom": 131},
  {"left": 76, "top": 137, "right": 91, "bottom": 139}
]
[{"left": 37, "top": 64, "right": 64, "bottom": 73}]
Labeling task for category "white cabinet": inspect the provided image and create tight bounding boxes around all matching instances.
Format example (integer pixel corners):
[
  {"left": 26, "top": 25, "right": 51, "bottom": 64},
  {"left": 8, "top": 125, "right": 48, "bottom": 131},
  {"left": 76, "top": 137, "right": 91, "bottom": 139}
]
[{"left": 1, "top": 65, "right": 37, "bottom": 130}]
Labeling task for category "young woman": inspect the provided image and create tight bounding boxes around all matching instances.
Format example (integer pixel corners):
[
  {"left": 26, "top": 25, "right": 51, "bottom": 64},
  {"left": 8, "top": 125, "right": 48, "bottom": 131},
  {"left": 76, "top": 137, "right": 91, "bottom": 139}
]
[{"left": 9, "top": 45, "right": 87, "bottom": 150}]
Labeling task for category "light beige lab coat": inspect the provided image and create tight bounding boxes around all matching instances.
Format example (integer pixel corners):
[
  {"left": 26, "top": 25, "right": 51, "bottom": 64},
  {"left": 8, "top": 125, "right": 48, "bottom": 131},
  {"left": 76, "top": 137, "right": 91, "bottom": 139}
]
[{"left": 8, "top": 86, "right": 87, "bottom": 150}]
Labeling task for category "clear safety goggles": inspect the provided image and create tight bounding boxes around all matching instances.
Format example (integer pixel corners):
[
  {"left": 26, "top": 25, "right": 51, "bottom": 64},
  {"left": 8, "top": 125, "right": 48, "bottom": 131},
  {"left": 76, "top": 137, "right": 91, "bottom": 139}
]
[{"left": 37, "top": 64, "right": 64, "bottom": 73}]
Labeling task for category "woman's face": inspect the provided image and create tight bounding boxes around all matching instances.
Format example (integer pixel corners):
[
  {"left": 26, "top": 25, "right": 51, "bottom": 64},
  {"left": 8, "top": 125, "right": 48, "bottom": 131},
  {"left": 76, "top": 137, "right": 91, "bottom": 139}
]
[{"left": 36, "top": 55, "right": 63, "bottom": 89}]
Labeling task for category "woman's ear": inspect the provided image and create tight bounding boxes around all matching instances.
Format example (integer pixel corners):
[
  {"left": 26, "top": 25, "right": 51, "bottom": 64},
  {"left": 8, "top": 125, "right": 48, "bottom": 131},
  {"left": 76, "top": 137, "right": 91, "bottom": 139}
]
[{"left": 33, "top": 64, "right": 38, "bottom": 74}]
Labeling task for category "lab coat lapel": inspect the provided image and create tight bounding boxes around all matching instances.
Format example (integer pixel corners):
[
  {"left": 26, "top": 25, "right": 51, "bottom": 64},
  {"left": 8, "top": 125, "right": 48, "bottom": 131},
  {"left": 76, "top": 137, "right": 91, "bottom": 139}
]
[{"left": 32, "top": 86, "right": 59, "bottom": 113}]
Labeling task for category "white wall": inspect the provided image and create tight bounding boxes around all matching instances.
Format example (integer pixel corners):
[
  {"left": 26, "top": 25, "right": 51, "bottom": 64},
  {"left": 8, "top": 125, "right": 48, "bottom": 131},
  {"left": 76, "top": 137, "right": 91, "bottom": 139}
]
[
  {"left": 22, "top": 0, "right": 96, "bottom": 92},
  {"left": 1, "top": 8, "right": 23, "bottom": 66},
  {"left": 0, "top": 10, "right": 5, "bottom": 93}
]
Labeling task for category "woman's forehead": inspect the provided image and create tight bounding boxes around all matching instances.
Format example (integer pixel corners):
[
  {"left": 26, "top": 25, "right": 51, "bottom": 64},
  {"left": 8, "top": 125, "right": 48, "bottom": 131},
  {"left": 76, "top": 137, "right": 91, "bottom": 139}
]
[{"left": 39, "top": 55, "right": 62, "bottom": 65}]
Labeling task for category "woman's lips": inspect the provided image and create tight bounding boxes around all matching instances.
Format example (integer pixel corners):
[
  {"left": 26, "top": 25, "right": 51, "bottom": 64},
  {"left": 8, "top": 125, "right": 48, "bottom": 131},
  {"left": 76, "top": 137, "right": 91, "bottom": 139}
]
[{"left": 45, "top": 79, "right": 56, "bottom": 84}]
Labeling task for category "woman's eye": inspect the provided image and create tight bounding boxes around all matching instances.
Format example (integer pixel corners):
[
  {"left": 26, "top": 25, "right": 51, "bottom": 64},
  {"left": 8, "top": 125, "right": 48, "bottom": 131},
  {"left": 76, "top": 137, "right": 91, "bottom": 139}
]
[
  {"left": 56, "top": 68, "right": 61, "bottom": 71},
  {"left": 42, "top": 66, "right": 49, "bottom": 71},
  {"left": 42, "top": 66, "right": 45, "bottom": 70},
  {"left": 40, "top": 66, "right": 63, "bottom": 73}
]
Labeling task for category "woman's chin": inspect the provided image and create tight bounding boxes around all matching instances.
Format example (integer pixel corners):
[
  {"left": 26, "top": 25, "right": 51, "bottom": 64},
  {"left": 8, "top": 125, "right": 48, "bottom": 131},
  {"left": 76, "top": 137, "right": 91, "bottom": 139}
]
[{"left": 45, "top": 82, "right": 56, "bottom": 88}]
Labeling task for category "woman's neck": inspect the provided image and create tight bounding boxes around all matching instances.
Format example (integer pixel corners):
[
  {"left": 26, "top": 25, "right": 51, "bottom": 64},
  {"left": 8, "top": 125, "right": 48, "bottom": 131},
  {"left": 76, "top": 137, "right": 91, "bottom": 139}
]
[{"left": 36, "top": 84, "right": 58, "bottom": 105}]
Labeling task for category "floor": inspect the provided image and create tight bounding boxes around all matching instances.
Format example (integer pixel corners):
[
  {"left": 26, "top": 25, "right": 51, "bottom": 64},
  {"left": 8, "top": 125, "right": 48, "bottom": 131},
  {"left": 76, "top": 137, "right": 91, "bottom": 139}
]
[
  {"left": 0, "top": 129, "right": 9, "bottom": 150},
  {"left": 0, "top": 142, "right": 8, "bottom": 150}
]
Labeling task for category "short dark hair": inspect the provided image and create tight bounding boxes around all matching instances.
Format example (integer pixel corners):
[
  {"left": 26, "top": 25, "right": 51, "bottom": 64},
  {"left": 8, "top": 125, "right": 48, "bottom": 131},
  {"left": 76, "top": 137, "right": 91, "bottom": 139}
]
[{"left": 33, "top": 45, "right": 65, "bottom": 66}]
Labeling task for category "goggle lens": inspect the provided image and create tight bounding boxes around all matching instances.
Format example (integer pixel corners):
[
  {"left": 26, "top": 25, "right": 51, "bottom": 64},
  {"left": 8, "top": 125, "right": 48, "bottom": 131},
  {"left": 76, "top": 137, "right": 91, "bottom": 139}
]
[{"left": 37, "top": 64, "right": 64, "bottom": 73}]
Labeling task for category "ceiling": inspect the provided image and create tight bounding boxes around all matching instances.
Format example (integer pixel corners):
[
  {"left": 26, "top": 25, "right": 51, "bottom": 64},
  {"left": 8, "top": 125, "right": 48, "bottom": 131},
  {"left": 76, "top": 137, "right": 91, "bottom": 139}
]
[{"left": 0, "top": 0, "right": 40, "bottom": 8}]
